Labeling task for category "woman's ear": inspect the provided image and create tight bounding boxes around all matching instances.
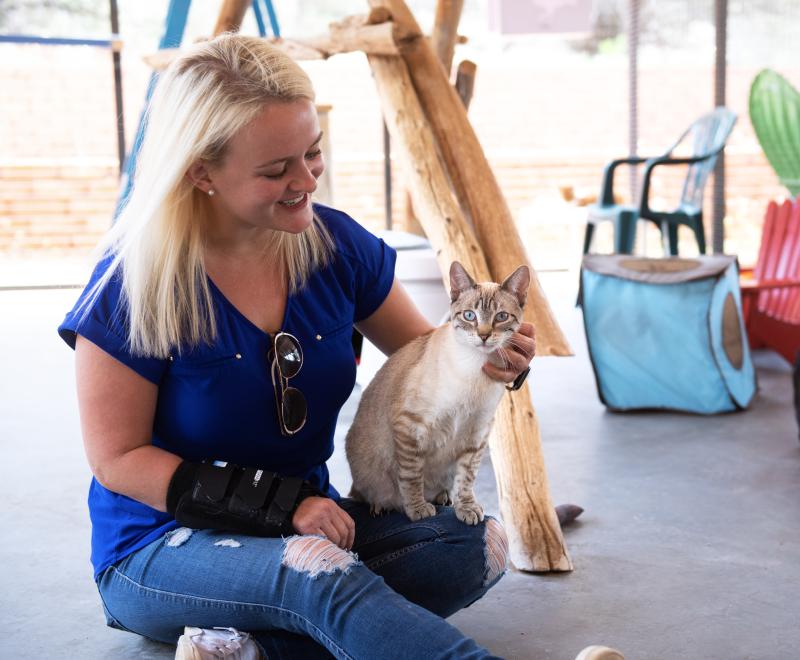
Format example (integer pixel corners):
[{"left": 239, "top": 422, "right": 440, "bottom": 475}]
[{"left": 185, "top": 160, "right": 214, "bottom": 194}]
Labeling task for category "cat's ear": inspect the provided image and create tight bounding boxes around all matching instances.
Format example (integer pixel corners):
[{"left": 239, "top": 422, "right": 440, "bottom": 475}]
[
  {"left": 501, "top": 265, "right": 530, "bottom": 307},
  {"left": 449, "top": 261, "right": 476, "bottom": 302}
]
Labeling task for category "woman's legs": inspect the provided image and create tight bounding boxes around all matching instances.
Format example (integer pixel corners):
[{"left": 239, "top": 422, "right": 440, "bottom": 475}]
[
  {"left": 341, "top": 500, "right": 509, "bottom": 618},
  {"left": 98, "top": 527, "right": 501, "bottom": 660}
]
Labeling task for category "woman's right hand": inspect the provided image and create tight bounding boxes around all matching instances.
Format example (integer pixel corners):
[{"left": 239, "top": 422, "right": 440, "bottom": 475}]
[{"left": 292, "top": 497, "right": 355, "bottom": 550}]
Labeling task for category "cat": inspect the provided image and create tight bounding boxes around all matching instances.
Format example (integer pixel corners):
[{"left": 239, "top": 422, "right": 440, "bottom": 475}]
[{"left": 345, "top": 261, "right": 530, "bottom": 525}]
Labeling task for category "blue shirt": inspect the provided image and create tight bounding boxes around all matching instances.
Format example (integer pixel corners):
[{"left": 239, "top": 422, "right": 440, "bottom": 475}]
[{"left": 58, "top": 205, "right": 397, "bottom": 580}]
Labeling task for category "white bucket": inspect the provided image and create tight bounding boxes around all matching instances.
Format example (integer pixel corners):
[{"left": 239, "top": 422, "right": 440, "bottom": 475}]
[{"left": 356, "top": 230, "right": 450, "bottom": 388}]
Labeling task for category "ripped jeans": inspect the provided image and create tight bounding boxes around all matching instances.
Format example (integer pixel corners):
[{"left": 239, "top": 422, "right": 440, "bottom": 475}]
[{"left": 97, "top": 500, "right": 509, "bottom": 659}]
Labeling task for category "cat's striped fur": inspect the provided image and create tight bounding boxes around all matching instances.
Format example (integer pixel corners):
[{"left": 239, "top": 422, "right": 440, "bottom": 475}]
[{"left": 346, "top": 261, "right": 530, "bottom": 524}]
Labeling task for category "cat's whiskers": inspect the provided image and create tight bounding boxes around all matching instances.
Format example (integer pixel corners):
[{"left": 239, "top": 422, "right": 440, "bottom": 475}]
[{"left": 495, "top": 346, "right": 513, "bottom": 370}]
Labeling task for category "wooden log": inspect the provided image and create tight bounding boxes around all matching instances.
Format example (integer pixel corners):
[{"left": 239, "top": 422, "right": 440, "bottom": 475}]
[
  {"left": 299, "top": 21, "right": 398, "bottom": 58},
  {"left": 368, "top": 54, "right": 572, "bottom": 573},
  {"left": 432, "top": 0, "right": 464, "bottom": 76},
  {"left": 368, "top": 0, "right": 572, "bottom": 358},
  {"left": 400, "top": 0, "right": 465, "bottom": 237},
  {"left": 491, "top": 392, "right": 573, "bottom": 572},
  {"left": 213, "top": 0, "right": 251, "bottom": 36},
  {"left": 455, "top": 59, "right": 476, "bottom": 109},
  {"left": 144, "top": 22, "right": 402, "bottom": 71},
  {"left": 367, "top": 55, "right": 487, "bottom": 283}
]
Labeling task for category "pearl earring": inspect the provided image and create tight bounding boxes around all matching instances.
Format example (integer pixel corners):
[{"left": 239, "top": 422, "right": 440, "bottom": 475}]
[{"left": 207, "top": 189, "right": 215, "bottom": 197}]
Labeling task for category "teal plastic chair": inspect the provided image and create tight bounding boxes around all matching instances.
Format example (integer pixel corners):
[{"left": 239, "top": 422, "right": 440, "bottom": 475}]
[
  {"left": 749, "top": 69, "right": 800, "bottom": 198},
  {"left": 584, "top": 107, "right": 737, "bottom": 256}
]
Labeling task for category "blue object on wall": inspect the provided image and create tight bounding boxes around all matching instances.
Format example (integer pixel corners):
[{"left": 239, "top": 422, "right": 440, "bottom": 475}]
[
  {"left": 115, "top": 0, "right": 280, "bottom": 217},
  {"left": 581, "top": 254, "right": 756, "bottom": 414}
]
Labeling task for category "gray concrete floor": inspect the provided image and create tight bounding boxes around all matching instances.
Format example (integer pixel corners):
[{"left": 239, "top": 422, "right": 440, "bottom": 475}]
[{"left": 1, "top": 270, "right": 798, "bottom": 660}]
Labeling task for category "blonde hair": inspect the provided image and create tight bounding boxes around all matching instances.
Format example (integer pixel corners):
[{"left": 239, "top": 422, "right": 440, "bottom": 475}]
[{"left": 83, "top": 34, "right": 333, "bottom": 358}]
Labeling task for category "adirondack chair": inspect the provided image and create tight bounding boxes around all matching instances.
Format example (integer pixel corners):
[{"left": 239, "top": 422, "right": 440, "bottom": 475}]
[
  {"left": 740, "top": 198, "right": 800, "bottom": 366},
  {"left": 584, "top": 107, "right": 737, "bottom": 256},
  {"left": 749, "top": 69, "right": 800, "bottom": 198}
]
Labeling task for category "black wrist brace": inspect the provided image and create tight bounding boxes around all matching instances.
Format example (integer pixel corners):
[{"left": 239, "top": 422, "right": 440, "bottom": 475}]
[{"left": 166, "top": 461, "right": 325, "bottom": 537}]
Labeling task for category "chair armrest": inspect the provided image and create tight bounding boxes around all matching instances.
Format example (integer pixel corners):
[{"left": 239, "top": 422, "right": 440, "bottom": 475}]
[
  {"left": 599, "top": 156, "right": 650, "bottom": 206},
  {"left": 638, "top": 149, "right": 725, "bottom": 219},
  {"left": 741, "top": 278, "right": 800, "bottom": 293}
]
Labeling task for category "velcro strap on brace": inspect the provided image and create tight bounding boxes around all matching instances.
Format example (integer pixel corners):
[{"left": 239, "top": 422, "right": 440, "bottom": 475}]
[
  {"left": 266, "top": 476, "right": 303, "bottom": 523},
  {"left": 193, "top": 462, "right": 236, "bottom": 504},
  {"left": 228, "top": 468, "right": 274, "bottom": 517}
]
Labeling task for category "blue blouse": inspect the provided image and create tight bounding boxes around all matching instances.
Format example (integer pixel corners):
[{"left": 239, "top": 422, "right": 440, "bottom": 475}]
[{"left": 58, "top": 205, "right": 397, "bottom": 579}]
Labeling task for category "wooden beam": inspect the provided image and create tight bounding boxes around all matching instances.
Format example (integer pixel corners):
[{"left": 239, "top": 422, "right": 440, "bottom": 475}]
[
  {"left": 432, "top": 0, "right": 464, "bottom": 76},
  {"left": 455, "top": 59, "right": 476, "bottom": 109},
  {"left": 143, "top": 20, "right": 402, "bottom": 71},
  {"left": 400, "top": 0, "right": 465, "bottom": 236},
  {"left": 368, "top": 55, "right": 488, "bottom": 283},
  {"left": 299, "top": 20, "right": 398, "bottom": 58},
  {"left": 368, "top": 53, "right": 572, "bottom": 573},
  {"left": 213, "top": 0, "right": 251, "bottom": 36},
  {"left": 368, "top": 0, "right": 572, "bottom": 358}
]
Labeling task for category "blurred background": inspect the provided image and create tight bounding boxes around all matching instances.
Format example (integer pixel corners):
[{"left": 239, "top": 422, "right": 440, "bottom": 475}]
[{"left": 0, "top": 0, "right": 797, "bottom": 281}]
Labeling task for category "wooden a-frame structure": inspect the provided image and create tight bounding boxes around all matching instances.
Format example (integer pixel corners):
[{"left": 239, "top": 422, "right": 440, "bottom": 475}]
[{"left": 161, "top": 0, "right": 575, "bottom": 572}]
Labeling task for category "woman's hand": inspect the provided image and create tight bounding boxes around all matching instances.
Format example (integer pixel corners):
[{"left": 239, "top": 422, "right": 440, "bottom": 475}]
[
  {"left": 483, "top": 322, "right": 536, "bottom": 383},
  {"left": 292, "top": 497, "right": 356, "bottom": 550}
]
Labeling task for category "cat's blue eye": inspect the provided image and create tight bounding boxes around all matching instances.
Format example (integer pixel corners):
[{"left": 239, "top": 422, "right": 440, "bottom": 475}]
[
  {"left": 462, "top": 310, "right": 476, "bottom": 322},
  {"left": 495, "top": 311, "right": 509, "bottom": 322}
]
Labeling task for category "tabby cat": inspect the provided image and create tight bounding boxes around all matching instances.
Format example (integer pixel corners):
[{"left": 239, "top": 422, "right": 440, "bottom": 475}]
[{"left": 346, "top": 261, "right": 530, "bottom": 525}]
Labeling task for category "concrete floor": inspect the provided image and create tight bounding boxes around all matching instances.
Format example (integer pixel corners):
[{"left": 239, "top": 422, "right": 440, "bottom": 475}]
[{"left": 1, "top": 270, "right": 798, "bottom": 660}]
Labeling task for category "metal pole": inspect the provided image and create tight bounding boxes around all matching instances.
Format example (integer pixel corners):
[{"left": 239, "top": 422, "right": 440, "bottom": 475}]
[
  {"left": 628, "top": 0, "right": 643, "bottom": 253},
  {"left": 109, "top": 0, "right": 125, "bottom": 176},
  {"left": 383, "top": 120, "right": 392, "bottom": 230},
  {"left": 712, "top": 0, "right": 728, "bottom": 254},
  {"left": 628, "top": 0, "right": 639, "bottom": 204}
]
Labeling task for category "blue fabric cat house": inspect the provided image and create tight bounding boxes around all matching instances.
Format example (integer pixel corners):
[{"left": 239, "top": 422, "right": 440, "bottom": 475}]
[{"left": 580, "top": 254, "right": 756, "bottom": 414}]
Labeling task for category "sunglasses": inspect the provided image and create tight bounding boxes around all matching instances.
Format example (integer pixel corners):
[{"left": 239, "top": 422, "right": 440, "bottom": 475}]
[{"left": 270, "top": 332, "right": 307, "bottom": 436}]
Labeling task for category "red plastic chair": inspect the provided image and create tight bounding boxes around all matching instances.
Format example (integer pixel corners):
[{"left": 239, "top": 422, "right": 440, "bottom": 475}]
[{"left": 740, "top": 198, "right": 800, "bottom": 365}]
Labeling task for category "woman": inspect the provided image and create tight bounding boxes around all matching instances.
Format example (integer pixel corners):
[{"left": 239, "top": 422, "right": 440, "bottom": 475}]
[{"left": 59, "top": 34, "right": 614, "bottom": 660}]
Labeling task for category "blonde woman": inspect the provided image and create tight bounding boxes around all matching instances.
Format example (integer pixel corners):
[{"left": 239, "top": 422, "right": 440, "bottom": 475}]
[{"left": 58, "top": 34, "right": 606, "bottom": 660}]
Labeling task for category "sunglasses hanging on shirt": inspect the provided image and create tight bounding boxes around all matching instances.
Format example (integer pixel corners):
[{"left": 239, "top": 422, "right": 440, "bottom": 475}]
[{"left": 270, "top": 331, "right": 307, "bottom": 436}]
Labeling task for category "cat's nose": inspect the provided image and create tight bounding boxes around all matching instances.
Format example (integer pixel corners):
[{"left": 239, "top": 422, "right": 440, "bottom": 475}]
[{"left": 478, "top": 332, "right": 491, "bottom": 343}]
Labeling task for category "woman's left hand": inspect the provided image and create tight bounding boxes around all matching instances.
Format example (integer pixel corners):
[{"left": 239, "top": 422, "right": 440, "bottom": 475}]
[{"left": 483, "top": 322, "right": 536, "bottom": 384}]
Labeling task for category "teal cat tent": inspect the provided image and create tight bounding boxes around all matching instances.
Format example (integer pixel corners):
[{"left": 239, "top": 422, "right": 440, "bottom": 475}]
[{"left": 581, "top": 255, "right": 756, "bottom": 414}]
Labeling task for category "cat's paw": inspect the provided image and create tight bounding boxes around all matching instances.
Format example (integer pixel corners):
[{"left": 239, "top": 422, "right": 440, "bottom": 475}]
[
  {"left": 405, "top": 502, "right": 437, "bottom": 521},
  {"left": 369, "top": 503, "right": 387, "bottom": 517},
  {"left": 454, "top": 501, "right": 484, "bottom": 525},
  {"left": 434, "top": 490, "right": 452, "bottom": 506}
]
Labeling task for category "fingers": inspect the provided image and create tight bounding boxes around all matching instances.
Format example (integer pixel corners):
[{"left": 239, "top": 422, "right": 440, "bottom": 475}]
[
  {"left": 509, "top": 323, "right": 536, "bottom": 361},
  {"left": 292, "top": 497, "right": 355, "bottom": 550},
  {"left": 482, "top": 360, "right": 518, "bottom": 383}
]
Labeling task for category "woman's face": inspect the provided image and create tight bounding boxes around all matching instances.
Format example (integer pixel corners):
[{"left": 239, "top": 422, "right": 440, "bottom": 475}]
[{"left": 204, "top": 99, "right": 324, "bottom": 235}]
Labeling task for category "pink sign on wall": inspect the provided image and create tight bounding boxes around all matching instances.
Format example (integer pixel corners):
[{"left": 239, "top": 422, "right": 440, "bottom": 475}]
[{"left": 488, "top": 0, "right": 593, "bottom": 35}]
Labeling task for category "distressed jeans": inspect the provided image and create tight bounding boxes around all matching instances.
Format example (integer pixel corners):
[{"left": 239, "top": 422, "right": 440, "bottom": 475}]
[{"left": 97, "top": 500, "right": 509, "bottom": 659}]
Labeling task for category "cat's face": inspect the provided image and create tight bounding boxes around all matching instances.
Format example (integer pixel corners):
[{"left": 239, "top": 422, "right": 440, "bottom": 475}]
[{"left": 449, "top": 262, "right": 530, "bottom": 355}]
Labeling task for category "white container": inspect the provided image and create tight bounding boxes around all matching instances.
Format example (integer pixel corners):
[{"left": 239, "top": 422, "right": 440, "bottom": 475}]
[{"left": 356, "top": 230, "right": 450, "bottom": 388}]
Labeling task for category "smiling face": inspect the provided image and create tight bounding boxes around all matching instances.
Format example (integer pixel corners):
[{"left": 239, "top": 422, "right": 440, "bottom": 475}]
[{"left": 200, "top": 99, "right": 324, "bottom": 236}]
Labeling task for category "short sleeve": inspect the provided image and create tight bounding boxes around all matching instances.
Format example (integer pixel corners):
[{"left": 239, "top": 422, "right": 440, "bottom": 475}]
[
  {"left": 57, "top": 258, "right": 169, "bottom": 384},
  {"left": 315, "top": 205, "right": 397, "bottom": 322}
]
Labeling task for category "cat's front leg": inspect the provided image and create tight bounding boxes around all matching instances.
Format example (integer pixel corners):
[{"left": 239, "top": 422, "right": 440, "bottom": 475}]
[
  {"left": 452, "top": 444, "right": 486, "bottom": 525},
  {"left": 394, "top": 413, "right": 436, "bottom": 521}
]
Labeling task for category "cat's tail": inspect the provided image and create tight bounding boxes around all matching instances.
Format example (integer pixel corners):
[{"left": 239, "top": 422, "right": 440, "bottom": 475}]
[{"left": 556, "top": 503, "right": 584, "bottom": 527}]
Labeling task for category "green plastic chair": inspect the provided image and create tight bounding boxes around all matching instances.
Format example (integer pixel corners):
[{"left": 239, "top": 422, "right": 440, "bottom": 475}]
[
  {"left": 584, "top": 107, "right": 737, "bottom": 256},
  {"left": 749, "top": 69, "right": 800, "bottom": 198}
]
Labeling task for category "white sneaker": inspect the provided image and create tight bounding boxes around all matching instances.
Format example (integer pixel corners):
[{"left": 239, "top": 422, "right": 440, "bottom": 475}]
[
  {"left": 175, "top": 626, "right": 262, "bottom": 660},
  {"left": 575, "top": 646, "right": 625, "bottom": 660}
]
